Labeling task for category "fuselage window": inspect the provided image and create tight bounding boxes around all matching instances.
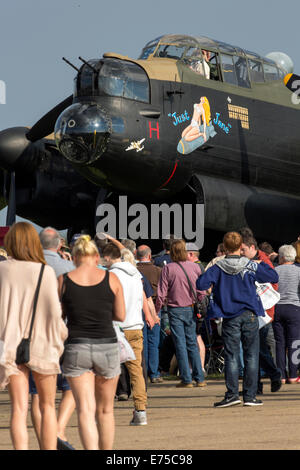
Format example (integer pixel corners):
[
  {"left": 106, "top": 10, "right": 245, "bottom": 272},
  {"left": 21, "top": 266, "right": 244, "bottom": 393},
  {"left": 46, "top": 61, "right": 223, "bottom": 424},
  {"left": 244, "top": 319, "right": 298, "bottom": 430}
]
[
  {"left": 248, "top": 59, "right": 264, "bottom": 83},
  {"left": 221, "top": 54, "right": 238, "bottom": 85},
  {"left": 263, "top": 63, "right": 279, "bottom": 81},
  {"left": 98, "top": 59, "right": 149, "bottom": 103}
]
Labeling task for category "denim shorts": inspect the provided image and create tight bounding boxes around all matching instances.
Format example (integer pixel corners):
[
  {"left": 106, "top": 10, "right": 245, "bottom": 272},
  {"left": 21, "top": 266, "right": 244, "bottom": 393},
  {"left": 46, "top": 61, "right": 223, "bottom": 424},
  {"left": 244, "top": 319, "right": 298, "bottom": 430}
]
[{"left": 62, "top": 339, "right": 121, "bottom": 379}]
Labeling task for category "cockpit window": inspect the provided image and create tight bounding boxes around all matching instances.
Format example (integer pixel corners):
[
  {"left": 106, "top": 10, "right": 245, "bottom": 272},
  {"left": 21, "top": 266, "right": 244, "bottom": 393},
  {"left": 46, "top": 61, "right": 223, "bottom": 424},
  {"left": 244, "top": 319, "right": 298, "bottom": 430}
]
[
  {"left": 98, "top": 59, "right": 149, "bottom": 103},
  {"left": 154, "top": 44, "right": 186, "bottom": 60},
  {"left": 221, "top": 54, "right": 238, "bottom": 85},
  {"left": 139, "top": 45, "right": 157, "bottom": 60},
  {"left": 248, "top": 59, "right": 264, "bottom": 83},
  {"left": 233, "top": 57, "right": 250, "bottom": 88},
  {"left": 263, "top": 62, "right": 279, "bottom": 81},
  {"left": 221, "top": 54, "right": 251, "bottom": 88}
]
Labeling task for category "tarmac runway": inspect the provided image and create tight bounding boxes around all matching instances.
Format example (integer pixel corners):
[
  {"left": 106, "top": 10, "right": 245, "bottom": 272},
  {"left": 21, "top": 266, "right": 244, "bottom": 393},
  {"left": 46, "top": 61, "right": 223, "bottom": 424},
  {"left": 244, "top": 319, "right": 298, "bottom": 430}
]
[{"left": 0, "top": 378, "right": 300, "bottom": 450}]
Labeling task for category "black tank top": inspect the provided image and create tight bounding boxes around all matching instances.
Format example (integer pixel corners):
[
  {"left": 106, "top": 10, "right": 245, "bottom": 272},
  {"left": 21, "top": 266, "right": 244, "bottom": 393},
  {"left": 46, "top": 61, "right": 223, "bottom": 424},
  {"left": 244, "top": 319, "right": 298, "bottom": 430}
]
[{"left": 62, "top": 270, "right": 116, "bottom": 340}]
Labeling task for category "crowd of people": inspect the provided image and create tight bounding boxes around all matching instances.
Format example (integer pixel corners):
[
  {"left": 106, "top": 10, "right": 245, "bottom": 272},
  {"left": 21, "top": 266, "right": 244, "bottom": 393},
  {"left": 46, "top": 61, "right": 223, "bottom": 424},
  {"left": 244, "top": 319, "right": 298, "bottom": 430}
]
[{"left": 0, "top": 222, "right": 299, "bottom": 449}]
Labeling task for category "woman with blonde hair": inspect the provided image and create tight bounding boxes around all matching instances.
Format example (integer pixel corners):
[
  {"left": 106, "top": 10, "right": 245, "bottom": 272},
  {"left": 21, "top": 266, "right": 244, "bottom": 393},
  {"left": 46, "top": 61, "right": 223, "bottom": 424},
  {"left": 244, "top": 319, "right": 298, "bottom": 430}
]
[
  {"left": 0, "top": 222, "right": 68, "bottom": 450},
  {"left": 181, "top": 96, "right": 210, "bottom": 143},
  {"left": 58, "top": 235, "right": 126, "bottom": 450},
  {"left": 156, "top": 239, "right": 206, "bottom": 387}
]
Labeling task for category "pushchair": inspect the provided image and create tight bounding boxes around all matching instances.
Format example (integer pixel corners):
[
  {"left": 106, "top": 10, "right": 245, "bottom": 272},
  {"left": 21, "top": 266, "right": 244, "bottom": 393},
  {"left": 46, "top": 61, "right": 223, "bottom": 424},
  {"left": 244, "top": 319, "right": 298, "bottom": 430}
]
[{"left": 201, "top": 318, "right": 225, "bottom": 375}]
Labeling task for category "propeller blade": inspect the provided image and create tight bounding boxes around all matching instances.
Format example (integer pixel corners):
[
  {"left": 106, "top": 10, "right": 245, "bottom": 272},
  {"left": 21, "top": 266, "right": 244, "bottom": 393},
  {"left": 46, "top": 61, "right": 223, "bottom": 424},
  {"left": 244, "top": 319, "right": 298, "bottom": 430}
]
[
  {"left": 6, "top": 171, "right": 16, "bottom": 226},
  {"left": 26, "top": 95, "right": 73, "bottom": 142}
]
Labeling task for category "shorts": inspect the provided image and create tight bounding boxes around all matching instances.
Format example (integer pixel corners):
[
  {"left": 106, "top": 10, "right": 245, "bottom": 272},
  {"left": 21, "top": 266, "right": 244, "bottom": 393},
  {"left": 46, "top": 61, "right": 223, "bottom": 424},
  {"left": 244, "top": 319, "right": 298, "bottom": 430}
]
[
  {"left": 29, "top": 371, "right": 71, "bottom": 395},
  {"left": 62, "top": 340, "right": 120, "bottom": 379}
]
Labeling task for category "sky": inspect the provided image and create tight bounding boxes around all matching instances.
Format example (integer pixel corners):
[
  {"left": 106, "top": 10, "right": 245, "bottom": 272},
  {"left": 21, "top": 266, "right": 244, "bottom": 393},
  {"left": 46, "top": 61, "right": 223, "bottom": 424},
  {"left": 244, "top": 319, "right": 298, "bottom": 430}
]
[{"left": 0, "top": 0, "right": 299, "bottom": 227}]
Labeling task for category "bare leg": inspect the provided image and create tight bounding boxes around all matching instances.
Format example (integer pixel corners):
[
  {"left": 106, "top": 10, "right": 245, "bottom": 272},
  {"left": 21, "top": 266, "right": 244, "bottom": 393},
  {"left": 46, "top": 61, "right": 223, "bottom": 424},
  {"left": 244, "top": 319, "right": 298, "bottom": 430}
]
[
  {"left": 30, "top": 394, "right": 42, "bottom": 448},
  {"left": 184, "top": 127, "right": 202, "bottom": 142},
  {"left": 197, "top": 335, "right": 206, "bottom": 371},
  {"left": 95, "top": 375, "right": 119, "bottom": 450},
  {"left": 67, "top": 372, "right": 98, "bottom": 450},
  {"left": 181, "top": 124, "right": 193, "bottom": 139},
  {"left": 8, "top": 365, "right": 30, "bottom": 450},
  {"left": 57, "top": 390, "right": 76, "bottom": 441},
  {"left": 32, "top": 371, "right": 57, "bottom": 450}
]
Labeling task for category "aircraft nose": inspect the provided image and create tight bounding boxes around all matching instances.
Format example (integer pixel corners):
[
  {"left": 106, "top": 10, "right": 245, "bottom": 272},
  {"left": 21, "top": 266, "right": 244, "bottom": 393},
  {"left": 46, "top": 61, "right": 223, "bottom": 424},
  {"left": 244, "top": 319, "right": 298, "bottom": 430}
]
[{"left": 54, "top": 102, "right": 111, "bottom": 165}]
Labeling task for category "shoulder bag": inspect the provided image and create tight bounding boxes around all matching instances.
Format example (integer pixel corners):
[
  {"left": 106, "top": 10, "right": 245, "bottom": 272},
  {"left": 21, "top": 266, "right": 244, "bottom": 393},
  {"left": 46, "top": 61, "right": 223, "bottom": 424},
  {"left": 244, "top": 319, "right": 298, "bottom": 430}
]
[
  {"left": 16, "top": 264, "right": 45, "bottom": 365},
  {"left": 176, "top": 262, "right": 208, "bottom": 333}
]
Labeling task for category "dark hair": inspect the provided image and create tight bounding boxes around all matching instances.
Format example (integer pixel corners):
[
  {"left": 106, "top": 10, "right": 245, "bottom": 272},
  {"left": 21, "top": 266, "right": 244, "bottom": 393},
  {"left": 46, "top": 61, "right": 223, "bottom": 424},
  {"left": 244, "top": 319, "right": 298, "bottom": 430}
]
[
  {"left": 242, "top": 235, "right": 258, "bottom": 250},
  {"left": 238, "top": 227, "right": 254, "bottom": 238},
  {"left": 258, "top": 242, "right": 274, "bottom": 255},
  {"left": 163, "top": 235, "right": 175, "bottom": 251},
  {"left": 216, "top": 243, "right": 226, "bottom": 254},
  {"left": 102, "top": 243, "right": 121, "bottom": 260},
  {"left": 94, "top": 237, "right": 109, "bottom": 256}
]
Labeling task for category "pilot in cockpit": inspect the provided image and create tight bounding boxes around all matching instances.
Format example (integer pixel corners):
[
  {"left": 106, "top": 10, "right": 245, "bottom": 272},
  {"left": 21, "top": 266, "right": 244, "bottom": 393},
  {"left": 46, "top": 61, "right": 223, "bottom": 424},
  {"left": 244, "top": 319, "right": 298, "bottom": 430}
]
[{"left": 189, "top": 49, "right": 210, "bottom": 79}]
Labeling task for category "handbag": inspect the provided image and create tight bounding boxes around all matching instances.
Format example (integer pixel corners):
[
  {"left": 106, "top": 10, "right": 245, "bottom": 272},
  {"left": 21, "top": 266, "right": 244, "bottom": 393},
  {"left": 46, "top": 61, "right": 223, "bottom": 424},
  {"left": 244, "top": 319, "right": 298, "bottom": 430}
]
[
  {"left": 16, "top": 264, "right": 45, "bottom": 365},
  {"left": 176, "top": 262, "right": 208, "bottom": 333},
  {"left": 113, "top": 322, "right": 136, "bottom": 363}
]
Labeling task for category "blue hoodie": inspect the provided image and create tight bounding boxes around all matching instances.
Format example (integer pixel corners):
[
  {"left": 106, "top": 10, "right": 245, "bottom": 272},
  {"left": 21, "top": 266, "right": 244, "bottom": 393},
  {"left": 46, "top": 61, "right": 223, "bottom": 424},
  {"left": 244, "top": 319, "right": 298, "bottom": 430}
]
[{"left": 196, "top": 255, "right": 279, "bottom": 319}]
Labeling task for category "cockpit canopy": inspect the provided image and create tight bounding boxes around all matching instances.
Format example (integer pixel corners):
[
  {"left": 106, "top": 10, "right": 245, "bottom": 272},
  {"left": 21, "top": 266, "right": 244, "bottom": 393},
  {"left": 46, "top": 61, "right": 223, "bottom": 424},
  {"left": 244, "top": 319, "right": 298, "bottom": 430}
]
[
  {"left": 74, "top": 58, "right": 149, "bottom": 103},
  {"left": 138, "top": 34, "right": 286, "bottom": 87}
]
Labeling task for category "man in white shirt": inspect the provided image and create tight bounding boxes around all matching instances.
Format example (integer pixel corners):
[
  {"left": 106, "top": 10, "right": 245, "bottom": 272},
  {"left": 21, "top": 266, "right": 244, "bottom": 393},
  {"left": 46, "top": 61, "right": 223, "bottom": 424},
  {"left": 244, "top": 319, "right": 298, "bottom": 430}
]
[{"left": 103, "top": 243, "right": 149, "bottom": 426}]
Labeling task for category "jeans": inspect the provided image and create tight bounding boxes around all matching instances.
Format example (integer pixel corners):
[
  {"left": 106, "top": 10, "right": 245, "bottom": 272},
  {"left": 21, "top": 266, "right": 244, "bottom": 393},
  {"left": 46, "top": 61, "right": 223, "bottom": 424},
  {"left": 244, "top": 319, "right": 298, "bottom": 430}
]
[
  {"left": 143, "top": 321, "right": 161, "bottom": 379},
  {"left": 273, "top": 304, "right": 300, "bottom": 379},
  {"left": 222, "top": 310, "right": 259, "bottom": 401},
  {"left": 168, "top": 306, "right": 205, "bottom": 384},
  {"left": 259, "top": 324, "right": 281, "bottom": 384}
]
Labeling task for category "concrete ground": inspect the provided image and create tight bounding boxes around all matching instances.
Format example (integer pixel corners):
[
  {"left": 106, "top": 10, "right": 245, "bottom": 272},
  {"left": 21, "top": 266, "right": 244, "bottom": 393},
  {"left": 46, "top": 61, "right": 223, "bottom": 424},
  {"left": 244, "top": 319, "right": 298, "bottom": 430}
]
[{"left": 0, "top": 378, "right": 300, "bottom": 450}]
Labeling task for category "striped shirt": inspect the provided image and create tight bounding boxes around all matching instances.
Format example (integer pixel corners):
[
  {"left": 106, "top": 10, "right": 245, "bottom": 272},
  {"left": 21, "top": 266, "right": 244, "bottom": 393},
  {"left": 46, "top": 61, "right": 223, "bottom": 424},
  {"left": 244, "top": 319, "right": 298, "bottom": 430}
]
[{"left": 275, "top": 264, "right": 300, "bottom": 307}]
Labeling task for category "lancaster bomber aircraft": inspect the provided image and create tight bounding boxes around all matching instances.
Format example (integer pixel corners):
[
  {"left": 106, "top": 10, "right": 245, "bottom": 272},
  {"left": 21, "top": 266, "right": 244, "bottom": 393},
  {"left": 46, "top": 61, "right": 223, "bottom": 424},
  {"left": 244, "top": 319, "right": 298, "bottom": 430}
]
[{"left": 0, "top": 34, "right": 299, "bottom": 245}]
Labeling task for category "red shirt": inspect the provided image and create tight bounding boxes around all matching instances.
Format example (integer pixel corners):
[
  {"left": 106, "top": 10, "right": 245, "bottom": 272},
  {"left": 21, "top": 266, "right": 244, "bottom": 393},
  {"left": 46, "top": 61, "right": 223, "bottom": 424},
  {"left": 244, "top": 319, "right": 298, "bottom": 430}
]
[{"left": 256, "top": 250, "right": 278, "bottom": 320}]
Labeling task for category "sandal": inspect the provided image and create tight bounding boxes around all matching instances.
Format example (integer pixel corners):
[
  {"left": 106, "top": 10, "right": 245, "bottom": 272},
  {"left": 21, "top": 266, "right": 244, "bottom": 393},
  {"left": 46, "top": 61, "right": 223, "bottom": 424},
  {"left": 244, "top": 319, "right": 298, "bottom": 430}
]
[{"left": 288, "top": 376, "right": 300, "bottom": 384}]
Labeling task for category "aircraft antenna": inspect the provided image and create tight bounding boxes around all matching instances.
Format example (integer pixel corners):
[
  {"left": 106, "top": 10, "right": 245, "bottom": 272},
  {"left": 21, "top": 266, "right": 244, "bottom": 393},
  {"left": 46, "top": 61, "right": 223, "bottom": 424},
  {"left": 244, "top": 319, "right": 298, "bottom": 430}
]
[
  {"left": 78, "top": 57, "right": 98, "bottom": 72},
  {"left": 62, "top": 57, "right": 80, "bottom": 72}
]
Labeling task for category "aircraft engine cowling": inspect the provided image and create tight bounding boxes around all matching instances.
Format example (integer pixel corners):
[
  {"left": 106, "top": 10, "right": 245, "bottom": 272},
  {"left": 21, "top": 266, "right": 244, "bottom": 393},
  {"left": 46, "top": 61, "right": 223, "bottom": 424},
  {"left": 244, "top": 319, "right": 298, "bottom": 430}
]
[{"left": 193, "top": 174, "right": 300, "bottom": 243}]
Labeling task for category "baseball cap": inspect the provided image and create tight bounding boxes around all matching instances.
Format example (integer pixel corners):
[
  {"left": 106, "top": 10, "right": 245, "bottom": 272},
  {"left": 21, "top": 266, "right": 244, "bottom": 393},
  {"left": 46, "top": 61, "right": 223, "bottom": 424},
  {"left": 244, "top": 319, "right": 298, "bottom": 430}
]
[
  {"left": 70, "top": 233, "right": 82, "bottom": 245},
  {"left": 186, "top": 242, "right": 199, "bottom": 252}
]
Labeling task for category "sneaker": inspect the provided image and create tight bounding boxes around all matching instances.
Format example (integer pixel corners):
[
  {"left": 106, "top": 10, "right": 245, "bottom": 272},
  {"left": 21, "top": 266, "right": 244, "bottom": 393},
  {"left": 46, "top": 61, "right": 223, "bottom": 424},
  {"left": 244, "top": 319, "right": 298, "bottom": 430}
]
[
  {"left": 195, "top": 381, "right": 207, "bottom": 387},
  {"left": 118, "top": 393, "right": 129, "bottom": 401},
  {"left": 271, "top": 379, "right": 282, "bottom": 393},
  {"left": 176, "top": 382, "right": 193, "bottom": 388},
  {"left": 150, "top": 377, "right": 164, "bottom": 383},
  {"left": 243, "top": 398, "right": 263, "bottom": 406},
  {"left": 130, "top": 409, "right": 147, "bottom": 426},
  {"left": 214, "top": 396, "right": 241, "bottom": 408}
]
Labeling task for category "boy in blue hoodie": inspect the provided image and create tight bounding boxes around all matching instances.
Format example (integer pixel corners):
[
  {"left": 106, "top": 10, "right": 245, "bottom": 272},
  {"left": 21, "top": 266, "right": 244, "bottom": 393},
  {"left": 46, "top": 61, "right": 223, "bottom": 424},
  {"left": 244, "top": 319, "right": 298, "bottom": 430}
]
[{"left": 197, "top": 232, "right": 279, "bottom": 407}]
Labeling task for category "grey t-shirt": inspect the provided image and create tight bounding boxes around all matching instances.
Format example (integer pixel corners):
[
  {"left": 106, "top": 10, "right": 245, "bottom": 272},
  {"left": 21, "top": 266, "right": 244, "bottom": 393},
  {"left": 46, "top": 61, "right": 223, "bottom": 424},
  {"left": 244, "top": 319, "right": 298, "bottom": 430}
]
[{"left": 275, "top": 264, "right": 300, "bottom": 307}]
